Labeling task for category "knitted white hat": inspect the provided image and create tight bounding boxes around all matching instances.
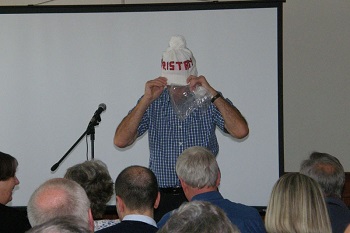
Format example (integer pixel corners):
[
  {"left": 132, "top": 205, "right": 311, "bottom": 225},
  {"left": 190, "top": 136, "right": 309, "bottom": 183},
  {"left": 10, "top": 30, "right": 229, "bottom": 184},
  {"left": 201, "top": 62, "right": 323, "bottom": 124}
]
[{"left": 161, "top": 35, "right": 198, "bottom": 86}]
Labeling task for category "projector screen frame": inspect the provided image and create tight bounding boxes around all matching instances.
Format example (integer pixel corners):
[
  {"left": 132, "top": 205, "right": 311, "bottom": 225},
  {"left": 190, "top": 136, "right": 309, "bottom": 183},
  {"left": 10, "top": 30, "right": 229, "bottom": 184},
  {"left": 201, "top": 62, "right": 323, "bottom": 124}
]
[{"left": 0, "top": 0, "right": 284, "bottom": 210}]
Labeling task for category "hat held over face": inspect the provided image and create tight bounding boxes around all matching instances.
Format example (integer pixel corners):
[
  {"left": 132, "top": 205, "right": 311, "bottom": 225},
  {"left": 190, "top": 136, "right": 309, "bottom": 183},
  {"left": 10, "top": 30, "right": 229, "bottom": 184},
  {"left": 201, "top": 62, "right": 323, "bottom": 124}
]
[{"left": 161, "top": 35, "right": 198, "bottom": 86}]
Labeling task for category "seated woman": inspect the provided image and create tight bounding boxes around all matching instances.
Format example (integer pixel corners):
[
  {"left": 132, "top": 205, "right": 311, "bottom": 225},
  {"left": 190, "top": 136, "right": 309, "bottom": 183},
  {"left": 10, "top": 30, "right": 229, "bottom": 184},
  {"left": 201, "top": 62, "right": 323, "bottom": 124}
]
[
  {"left": 0, "top": 151, "right": 31, "bottom": 233},
  {"left": 265, "top": 173, "right": 332, "bottom": 233},
  {"left": 64, "top": 159, "right": 119, "bottom": 231}
]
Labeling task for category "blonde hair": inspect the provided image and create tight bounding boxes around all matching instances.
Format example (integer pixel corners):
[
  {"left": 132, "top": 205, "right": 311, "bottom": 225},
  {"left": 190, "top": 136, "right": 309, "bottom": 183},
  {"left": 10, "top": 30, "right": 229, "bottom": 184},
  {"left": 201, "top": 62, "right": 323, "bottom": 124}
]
[{"left": 265, "top": 173, "right": 332, "bottom": 233}]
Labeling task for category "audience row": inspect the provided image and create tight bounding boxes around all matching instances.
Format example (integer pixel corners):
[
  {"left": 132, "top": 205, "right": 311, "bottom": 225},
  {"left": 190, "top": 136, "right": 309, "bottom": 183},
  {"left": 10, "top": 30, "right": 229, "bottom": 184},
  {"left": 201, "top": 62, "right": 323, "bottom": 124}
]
[{"left": 1, "top": 148, "right": 349, "bottom": 233}]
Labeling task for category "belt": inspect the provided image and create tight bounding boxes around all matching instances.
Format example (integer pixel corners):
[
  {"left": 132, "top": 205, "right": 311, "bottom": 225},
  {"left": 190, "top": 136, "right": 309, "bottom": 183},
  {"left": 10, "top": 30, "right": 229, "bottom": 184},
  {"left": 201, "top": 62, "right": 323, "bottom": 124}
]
[{"left": 159, "top": 187, "right": 183, "bottom": 194}]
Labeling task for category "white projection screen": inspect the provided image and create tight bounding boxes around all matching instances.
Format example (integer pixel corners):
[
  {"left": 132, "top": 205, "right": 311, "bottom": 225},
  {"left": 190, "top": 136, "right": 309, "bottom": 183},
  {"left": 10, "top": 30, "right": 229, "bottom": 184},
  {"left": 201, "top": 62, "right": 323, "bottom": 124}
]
[{"left": 0, "top": 1, "right": 283, "bottom": 210}]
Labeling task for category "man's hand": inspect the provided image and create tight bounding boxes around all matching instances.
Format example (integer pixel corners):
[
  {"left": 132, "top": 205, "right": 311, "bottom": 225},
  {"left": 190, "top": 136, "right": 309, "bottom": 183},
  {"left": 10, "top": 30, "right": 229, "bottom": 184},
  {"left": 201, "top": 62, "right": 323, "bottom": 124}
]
[
  {"left": 143, "top": 77, "right": 168, "bottom": 103},
  {"left": 186, "top": 75, "right": 216, "bottom": 96}
]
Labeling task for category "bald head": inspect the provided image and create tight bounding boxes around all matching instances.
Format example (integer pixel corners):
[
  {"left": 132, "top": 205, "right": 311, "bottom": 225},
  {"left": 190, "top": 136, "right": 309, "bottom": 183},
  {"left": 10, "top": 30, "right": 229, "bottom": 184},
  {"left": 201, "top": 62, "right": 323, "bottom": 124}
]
[
  {"left": 115, "top": 165, "right": 158, "bottom": 212},
  {"left": 27, "top": 178, "right": 91, "bottom": 226}
]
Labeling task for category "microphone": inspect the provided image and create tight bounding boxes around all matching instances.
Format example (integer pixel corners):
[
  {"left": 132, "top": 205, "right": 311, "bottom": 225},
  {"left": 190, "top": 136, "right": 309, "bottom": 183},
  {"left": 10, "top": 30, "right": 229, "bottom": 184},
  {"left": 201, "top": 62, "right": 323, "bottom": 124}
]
[
  {"left": 51, "top": 162, "right": 60, "bottom": 172},
  {"left": 89, "top": 103, "right": 107, "bottom": 126},
  {"left": 51, "top": 103, "right": 107, "bottom": 172}
]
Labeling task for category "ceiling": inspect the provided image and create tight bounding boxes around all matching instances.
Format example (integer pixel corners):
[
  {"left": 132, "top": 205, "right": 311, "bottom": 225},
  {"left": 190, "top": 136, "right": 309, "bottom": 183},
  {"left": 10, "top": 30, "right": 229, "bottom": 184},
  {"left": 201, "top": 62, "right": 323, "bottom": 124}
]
[{"left": 0, "top": 0, "right": 228, "bottom": 6}]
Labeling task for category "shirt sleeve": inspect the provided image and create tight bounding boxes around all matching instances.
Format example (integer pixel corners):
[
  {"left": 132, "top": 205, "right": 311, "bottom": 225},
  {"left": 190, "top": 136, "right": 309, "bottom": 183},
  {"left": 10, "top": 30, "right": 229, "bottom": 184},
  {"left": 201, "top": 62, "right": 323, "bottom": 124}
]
[{"left": 212, "top": 97, "right": 234, "bottom": 134}]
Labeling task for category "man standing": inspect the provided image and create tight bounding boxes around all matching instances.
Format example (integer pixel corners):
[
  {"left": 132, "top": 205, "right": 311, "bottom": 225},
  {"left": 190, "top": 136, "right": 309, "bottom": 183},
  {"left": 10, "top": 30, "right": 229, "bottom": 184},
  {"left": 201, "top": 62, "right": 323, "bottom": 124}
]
[{"left": 114, "top": 35, "right": 249, "bottom": 221}]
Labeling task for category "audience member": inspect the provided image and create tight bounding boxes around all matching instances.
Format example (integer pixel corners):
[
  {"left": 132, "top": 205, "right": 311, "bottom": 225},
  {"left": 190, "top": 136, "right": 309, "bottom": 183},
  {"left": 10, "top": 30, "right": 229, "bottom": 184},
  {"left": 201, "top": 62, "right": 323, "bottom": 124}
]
[
  {"left": 265, "top": 173, "right": 332, "bottom": 233},
  {"left": 157, "top": 146, "right": 266, "bottom": 233},
  {"left": 345, "top": 224, "right": 350, "bottom": 233},
  {"left": 96, "top": 165, "right": 159, "bottom": 233},
  {"left": 64, "top": 159, "right": 119, "bottom": 231},
  {"left": 157, "top": 200, "right": 240, "bottom": 233},
  {"left": 25, "top": 216, "right": 90, "bottom": 233},
  {"left": 27, "top": 178, "right": 94, "bottom": 232},
  {"left": 300, "top": 151, "right": 350, "bottom": 233},
  {"left": 0, "top": 151, "right": 31, "bottom": 233}
]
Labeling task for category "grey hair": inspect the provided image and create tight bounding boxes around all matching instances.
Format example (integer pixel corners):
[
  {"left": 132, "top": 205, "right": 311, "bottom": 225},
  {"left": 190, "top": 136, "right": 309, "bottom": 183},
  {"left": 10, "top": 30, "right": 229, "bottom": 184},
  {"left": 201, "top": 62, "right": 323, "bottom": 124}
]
[
  {"left": 300, "top": 151, "right": 345, "bottom": 198},
  {"left": 176, "top": 146, "right": 219, "bottom": 188},
  {"left": 157, "top": 201, "right": 240, "bottom": 233},
  {"left": 64, "top": 159, "right": 114, "bottom": 218},
  {"left": 27, "top": 178, "right": 91, "bottom": 227},
  {"left": 25, "top": 216, "right": 91, "bottom": 233}
]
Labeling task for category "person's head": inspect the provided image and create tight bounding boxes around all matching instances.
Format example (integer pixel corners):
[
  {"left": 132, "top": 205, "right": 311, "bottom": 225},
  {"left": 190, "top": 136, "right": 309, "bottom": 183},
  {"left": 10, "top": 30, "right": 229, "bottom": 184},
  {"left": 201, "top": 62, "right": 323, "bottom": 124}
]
[
  {"left": 265, "top": 173, "right": 332, "bottom": 233},
  {"left": 27, "top": 178, "right": 94, "bottom": 231},
  {"left": 157, "top": 201, "right": 240, "bottom": 233},
  {"left": 300, "top": 151, "right": 345, "bottom": 198},
  {"left": 114, "top": 165, "right": 159, "bottom": 219},
  {"left": 176, "top": 146, "right": 220, "bottom": 200},
  {"left": 345, "top": 224, "right": 350, "bottom": 233},
  {"left": 64, "top": 159, "right": 114, "bottom": 219},
  {"left": 0, "top": 151, "right": 20, "bottom": 204},
  {"left": 25, "top": 216, "right": 91, "bottom": 233}
]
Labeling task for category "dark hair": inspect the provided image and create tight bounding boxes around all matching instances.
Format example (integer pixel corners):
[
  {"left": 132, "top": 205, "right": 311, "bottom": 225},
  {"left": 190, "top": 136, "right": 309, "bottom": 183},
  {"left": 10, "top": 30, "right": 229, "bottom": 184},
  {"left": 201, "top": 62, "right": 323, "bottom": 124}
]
[
  {"left": 115, "top": 165, "right": 158, "bottom": 211},
  {"left": 0, "top": 151, "right": 18, "bottom": 181}
]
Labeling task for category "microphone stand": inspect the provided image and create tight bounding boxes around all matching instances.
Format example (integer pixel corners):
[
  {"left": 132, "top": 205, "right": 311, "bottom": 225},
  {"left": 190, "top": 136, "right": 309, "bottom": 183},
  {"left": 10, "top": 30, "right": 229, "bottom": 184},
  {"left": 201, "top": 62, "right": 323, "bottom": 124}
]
[{"left": 50, "top": 115, "right": 101, "bottom": 172}]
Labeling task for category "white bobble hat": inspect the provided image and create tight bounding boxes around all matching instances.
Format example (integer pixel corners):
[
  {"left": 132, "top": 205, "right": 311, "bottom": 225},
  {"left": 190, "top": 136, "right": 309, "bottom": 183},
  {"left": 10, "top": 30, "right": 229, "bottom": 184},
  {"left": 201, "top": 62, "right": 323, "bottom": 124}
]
[{"left": 161, "top": 35, "right": 198, "bottom": 86}]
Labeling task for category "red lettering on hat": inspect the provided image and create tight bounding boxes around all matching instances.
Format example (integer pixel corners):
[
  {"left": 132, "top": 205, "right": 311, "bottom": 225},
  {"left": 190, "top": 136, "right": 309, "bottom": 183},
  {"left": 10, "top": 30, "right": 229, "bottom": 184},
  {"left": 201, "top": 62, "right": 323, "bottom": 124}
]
[
  {"left": 161, "top": 59, "right": 193, "bottom": 71},
  {"left": 176, "top": 62, "right": 182, "bottom": 70},
  {"left": 169, "top": 61, "right": 175, "bottom": 70}
]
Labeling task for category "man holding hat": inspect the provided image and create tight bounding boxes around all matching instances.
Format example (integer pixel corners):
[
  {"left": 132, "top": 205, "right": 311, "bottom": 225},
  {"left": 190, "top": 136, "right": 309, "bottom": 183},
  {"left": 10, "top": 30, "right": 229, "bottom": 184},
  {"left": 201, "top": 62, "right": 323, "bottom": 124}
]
[{"left": 114, "top": 35, "right": 249, "bottom": 221}]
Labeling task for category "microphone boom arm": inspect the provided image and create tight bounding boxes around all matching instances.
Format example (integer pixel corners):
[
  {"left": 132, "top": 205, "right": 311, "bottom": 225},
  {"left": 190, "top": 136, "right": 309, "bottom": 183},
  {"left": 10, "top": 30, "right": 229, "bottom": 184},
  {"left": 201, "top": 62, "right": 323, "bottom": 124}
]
[{"left": 50, "top": 103, "right": 106, "bottom": 172}]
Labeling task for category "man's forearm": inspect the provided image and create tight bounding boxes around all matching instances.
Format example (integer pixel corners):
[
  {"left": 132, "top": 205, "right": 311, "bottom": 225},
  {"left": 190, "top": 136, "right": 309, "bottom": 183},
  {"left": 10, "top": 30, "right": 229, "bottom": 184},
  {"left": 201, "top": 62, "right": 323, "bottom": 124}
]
[
  {"left": 213, "top": 97, "right": 249, "bottom": 139},
  {"left": 114, "top": 97, "right": 151, "bottom": 148}
]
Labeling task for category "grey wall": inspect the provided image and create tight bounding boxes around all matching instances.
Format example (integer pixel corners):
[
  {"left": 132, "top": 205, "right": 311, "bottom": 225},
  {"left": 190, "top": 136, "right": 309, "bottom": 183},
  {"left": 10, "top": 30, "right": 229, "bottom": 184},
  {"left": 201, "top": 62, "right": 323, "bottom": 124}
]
[{"left": 283, "top": 0, "right": 350, "bottom": 172}]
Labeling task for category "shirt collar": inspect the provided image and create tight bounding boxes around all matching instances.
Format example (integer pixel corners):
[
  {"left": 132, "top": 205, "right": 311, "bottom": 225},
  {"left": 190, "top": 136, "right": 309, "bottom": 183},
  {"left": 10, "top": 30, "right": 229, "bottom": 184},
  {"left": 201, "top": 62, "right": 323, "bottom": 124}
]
[
  {"left": 123, "top": 214, "right": 157, "bottom": 227},
  {"left": 192, "top": 190, "right": 223, "bottom": 201}
]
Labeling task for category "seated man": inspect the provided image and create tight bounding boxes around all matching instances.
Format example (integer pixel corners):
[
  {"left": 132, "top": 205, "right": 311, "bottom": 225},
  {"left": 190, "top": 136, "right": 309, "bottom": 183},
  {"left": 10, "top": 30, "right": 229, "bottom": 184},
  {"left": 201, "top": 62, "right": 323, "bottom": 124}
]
[
  {"left": 300, "top": 152, "right": 350, "bottom": 233},
  {"left": 96, "top": 165, "right": 160, "bottom": 233},
  {"left": 27, "top": 178, "right": 94, "bottom": 232},
  {"left": 157, "top": 146, "right": 266, "bottom": 233},
  {"left": 26, "top": 216, "right": 90, "bottom": 233}
]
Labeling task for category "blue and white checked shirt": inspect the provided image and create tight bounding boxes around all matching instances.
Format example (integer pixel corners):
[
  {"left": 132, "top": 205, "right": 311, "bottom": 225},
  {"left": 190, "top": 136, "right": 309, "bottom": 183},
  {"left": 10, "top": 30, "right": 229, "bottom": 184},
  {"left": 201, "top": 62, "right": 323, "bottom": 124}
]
[{"left": 134, "top": 89, "right": 231, "bottom": 188}]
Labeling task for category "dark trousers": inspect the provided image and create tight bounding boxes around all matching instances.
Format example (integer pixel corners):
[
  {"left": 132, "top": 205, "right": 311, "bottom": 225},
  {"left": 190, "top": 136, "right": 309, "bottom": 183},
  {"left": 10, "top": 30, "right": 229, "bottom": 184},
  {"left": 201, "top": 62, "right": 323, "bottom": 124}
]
[{"left": 154, "top": 188, "right": 187, "bottom": 222}]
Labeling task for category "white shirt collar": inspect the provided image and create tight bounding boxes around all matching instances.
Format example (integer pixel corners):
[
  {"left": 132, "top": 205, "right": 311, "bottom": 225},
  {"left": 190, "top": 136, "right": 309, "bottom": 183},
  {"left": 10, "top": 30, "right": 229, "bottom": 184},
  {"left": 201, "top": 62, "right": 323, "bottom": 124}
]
[{"left": 123, "top": 214, "right": 157, "bottom": 227}]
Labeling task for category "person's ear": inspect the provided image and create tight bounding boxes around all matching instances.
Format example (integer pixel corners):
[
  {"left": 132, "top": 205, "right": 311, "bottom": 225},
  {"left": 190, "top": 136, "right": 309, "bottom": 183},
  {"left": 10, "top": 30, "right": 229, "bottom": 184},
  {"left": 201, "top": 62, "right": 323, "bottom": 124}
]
[
  {"left": 88, "top": 208, "right": 94, "bottom": 232},
  {"left": 216, "top": 169, "right": 221, "bottom": 188},
  {"left": 116, "top": 196, "right": 125, "bottom": 213},
  {"left": 154, "top": 191, "right": 161, "bottom": 209},
  {"left": 179, "top": 178, "right": 187, "bottom": 189}
]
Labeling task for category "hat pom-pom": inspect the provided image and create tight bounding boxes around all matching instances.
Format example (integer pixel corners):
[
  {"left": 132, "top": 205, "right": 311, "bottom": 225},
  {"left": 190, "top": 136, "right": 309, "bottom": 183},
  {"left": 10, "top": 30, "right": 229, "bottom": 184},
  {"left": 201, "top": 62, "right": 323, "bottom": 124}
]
[{"left": 169, "top": 35, "right": 186, "bottom": 49}]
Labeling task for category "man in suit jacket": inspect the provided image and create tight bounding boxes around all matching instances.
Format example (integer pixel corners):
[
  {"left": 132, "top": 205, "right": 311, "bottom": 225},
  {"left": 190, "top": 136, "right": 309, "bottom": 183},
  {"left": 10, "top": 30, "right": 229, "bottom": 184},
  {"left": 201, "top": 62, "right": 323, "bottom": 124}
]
[{"left": 96, "top": 165, "right": 159, "bottom": 233}]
